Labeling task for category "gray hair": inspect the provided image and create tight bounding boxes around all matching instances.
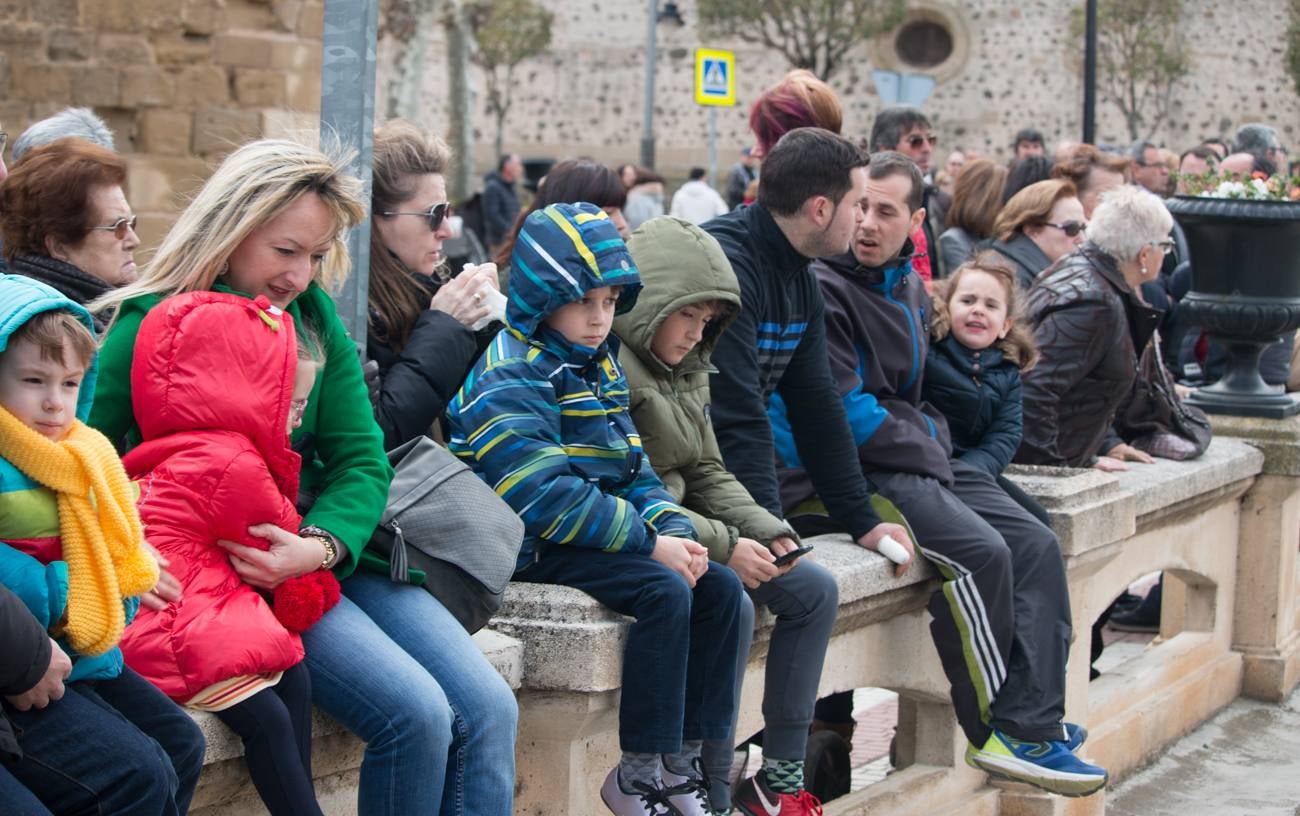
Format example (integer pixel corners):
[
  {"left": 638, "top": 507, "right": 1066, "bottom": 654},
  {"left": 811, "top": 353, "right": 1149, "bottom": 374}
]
[
  {"left": 1233, "top": 123, "right": 1281, "bottom": 158},
  {"left": 1129, "top": 139, "right": 1158, "bottom": 162},
  {"left": 12, "top": 107, "right": 115, "bottom": 162},
  {"left": 1087, "top": 185, "right": 1173, "bottom": 263}
]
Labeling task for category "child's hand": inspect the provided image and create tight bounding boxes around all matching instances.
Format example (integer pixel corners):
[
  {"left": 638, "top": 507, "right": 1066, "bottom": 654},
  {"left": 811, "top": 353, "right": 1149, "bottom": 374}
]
[
  {"left": 652, "top": 536, "right": 707, "bottom": 587},
  {"left": 140, "top": 540, "right": 183, "bottom": 611},
  {"left": 726, "top": 537, "right": 780, "bottom": 589}
]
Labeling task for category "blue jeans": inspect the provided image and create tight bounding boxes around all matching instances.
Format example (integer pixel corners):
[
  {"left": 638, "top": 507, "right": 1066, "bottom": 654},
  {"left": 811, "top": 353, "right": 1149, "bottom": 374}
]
[
  {"left": 4, "top": 666, "right": 205, "bottom": 816},
  {"left": 302, "top": 570, "right": 518, "bottom": 816},
  {"left": 0, "top": 763, "right": 51, "bottom": 816},
  {"left": 516, "top": 548, "right": 746, "bottom": 754}
]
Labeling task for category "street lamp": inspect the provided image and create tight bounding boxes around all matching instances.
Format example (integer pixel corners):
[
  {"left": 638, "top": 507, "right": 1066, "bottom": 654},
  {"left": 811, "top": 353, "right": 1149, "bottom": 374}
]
[{"left": 641, "top": 1, "right": 686, "bottom": 170}]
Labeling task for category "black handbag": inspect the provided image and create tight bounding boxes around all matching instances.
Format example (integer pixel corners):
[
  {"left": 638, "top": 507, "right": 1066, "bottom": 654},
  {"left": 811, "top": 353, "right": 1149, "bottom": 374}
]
[
  {"left": 1122, "top": 336, "right": 1212, "bottom": 460},
  {"left": 368, "top": 437, "right": 524, "bottom": 633}
]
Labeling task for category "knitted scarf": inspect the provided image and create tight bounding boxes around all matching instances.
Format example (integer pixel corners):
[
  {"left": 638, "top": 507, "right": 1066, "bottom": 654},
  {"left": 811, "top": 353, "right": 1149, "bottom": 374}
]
[{"left": 0, "top": 406, "right": 158, "bottom": 656}]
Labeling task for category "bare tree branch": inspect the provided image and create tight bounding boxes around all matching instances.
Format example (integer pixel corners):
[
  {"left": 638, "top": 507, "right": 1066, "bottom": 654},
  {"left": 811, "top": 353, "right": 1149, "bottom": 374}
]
[
  {"left": 466, "top": 0, "right": 553, "bottom": 158},
  {"left": 700, "top": 0, "right": 905, "bottom": 81}
]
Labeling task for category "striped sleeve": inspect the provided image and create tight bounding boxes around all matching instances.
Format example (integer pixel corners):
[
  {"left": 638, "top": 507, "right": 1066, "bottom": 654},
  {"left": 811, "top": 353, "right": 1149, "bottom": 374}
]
[{"left": 450, "top": 349, "right": 656, "bottom": 556}]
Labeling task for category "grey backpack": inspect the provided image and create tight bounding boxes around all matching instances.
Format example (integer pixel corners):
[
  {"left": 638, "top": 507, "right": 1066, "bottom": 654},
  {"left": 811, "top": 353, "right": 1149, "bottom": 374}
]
[{"left": 369, "top": 436, "right": 524, "bottom": 633}]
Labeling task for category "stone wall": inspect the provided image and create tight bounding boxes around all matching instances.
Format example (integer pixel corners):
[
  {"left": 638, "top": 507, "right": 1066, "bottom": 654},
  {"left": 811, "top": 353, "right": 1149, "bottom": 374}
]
[
  {"left": 379, "top": 0, "right": 1300, "bottom": 175},
  {"left": 0, "top": 0, "right": 324, "bottom": 249}
]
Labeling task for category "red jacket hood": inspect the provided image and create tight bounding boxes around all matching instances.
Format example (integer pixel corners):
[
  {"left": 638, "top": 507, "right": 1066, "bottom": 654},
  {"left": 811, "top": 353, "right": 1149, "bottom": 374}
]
[{"left": 130, "top": 291, "right": 301, "bottom": 498}]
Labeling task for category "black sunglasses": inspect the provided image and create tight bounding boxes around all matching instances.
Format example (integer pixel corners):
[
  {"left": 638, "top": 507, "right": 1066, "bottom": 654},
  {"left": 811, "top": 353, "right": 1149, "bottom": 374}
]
[
  {"left": 89, "top": 215, "right": 138, "bottom": 240},
  {"left": 381, "top": 201, "right": 452, "bottom": 232},
  {"left": 1045, "top": 220, "right": 1087, "bottom": 237}
]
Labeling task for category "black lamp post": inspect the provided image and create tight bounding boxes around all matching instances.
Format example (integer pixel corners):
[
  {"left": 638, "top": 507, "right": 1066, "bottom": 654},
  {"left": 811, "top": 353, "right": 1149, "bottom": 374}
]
[{"left": 641, "top": 1, "right": 686, "bottom": 170}]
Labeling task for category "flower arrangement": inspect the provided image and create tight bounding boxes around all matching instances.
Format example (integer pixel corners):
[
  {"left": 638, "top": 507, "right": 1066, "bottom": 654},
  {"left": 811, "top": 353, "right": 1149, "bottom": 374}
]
[{"left": 1178, "top": 169, "right": 1300, "bottom": 201}]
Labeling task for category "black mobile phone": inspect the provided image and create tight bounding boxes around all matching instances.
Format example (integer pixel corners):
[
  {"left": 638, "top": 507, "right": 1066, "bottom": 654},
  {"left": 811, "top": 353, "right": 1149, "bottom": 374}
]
[{"left": 772, "top": 544, "right": 814, "bottom": 567}]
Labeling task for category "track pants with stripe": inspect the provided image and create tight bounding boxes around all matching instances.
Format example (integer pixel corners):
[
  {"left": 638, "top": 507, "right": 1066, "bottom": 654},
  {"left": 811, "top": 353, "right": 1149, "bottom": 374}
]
[{"left": 867, "top": 459, "right": 1072, "bottom": 746}]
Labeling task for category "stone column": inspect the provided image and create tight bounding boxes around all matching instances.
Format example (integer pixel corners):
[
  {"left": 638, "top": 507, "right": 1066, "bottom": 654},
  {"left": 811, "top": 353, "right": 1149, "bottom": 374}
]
[{"left": 1212, "top": 415, "right": 1300, "bottom": 701}]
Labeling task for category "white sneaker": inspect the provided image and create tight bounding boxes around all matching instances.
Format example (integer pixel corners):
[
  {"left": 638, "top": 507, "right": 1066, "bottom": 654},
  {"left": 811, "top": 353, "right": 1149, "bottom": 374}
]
[
  {"left": 600, "top": 767, "right": 677, "bottom": 815},
  {"left": 662, "top": 760, "right": 712, "bottom": 815}
]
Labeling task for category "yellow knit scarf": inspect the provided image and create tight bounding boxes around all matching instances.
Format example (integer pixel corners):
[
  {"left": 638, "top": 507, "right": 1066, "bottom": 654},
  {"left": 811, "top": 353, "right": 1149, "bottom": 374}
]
[{"left": 0, "top": 406, "right": 158, "bottom": 656}]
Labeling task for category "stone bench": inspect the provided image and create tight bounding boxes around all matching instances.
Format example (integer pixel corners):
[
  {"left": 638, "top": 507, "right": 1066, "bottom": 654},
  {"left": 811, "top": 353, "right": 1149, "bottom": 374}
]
[
  {"left": 191, "top": 420, "right": 1300, "bottom": 815},
  {"left": 189, "top": 629, "right": 523, "bottom": 815}
]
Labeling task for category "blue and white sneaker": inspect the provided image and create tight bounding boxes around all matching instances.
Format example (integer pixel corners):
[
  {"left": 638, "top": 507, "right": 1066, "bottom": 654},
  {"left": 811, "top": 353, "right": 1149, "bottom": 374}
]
[
  {"left": 1063, "top": 722, "right": 1088, "bottom": 753},
  {"left": 965, "top": 729, "right": 1107, "bottom": 797}
]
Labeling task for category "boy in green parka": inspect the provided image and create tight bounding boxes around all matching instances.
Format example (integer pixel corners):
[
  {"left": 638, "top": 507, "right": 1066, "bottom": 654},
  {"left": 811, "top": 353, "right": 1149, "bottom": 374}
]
[{"left": 615, "top": 216, "right": 838, "bottom": 815}]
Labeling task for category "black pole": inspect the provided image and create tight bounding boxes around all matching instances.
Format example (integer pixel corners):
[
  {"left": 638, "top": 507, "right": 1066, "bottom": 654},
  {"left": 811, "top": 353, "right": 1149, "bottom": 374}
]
[{"left": 1083, "top": 0, "right": 1097, "bottom": 144}]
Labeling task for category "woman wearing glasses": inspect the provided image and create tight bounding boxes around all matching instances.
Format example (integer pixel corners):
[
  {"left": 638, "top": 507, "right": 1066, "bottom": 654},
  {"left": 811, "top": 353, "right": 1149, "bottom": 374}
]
[
  {"left": 88, "top": 137, "right": 517, "bottom": 816},
  {"left": 366, "top": 119, "right": 504, "bottom": 449},
  {"left": 0, "top": 137, "right": 139, "bottom": 330},
  {"left": 1016, "top": 185, "right": 1171, "bottom": 471},
  {"left": 989, "top": 179, "right": 1088, "bottom": 292}
]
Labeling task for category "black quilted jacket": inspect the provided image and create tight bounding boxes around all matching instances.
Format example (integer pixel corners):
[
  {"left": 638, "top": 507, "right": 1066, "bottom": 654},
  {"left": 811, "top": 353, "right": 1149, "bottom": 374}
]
[{"left": 1016, "top": 245, "right": 1160, "bottom": 468}]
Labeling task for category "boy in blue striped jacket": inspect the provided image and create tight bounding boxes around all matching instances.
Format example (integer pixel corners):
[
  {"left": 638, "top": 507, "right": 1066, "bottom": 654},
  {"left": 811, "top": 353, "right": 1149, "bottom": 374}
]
[{"left": 448, "top": 203, "right": 746, "bottom": 816}]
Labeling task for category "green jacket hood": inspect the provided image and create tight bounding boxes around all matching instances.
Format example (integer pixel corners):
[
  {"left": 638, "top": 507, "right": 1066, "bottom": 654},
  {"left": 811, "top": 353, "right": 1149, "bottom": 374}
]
[
  {"left": 0, "top": 274, "right": 100, "bottom": 422},
  {"left": 614, "top": 216, "right": 742, "bottom": 374}
]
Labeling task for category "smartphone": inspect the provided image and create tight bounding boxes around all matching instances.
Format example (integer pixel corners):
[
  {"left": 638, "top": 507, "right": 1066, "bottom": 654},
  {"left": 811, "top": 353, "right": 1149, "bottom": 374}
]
[{"left": 772, "top": 544, "right": 814, "bottom": 567}]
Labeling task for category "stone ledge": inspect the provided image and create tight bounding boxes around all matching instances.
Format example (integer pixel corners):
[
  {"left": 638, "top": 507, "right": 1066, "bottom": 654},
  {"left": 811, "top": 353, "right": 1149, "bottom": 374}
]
[
  {"left": 194, "top": 627, "right": 522, "bottom": 766},
  {"left": 494, "top": 536, "right": 935, "bottom": 693},
  {"left": 1210, "top": 413, "right": 1300, "bottom": 476},
  {"left": 1105, "top": 438, "right": 1262, "bottom": 522}
]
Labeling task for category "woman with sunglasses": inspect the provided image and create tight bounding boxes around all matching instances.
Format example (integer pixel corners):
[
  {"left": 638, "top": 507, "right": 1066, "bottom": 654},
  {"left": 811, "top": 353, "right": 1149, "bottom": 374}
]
[
  {"left": 0, "top": 137, "right": 140, "bottom": 331},
  {"left": 989, "top": 179, "right": 1087, "bottom": 291},
  {"left": 89, "top": 137, "right": 517, "bottom": 816},
  {"left": 366, "top": 119, "right": 504, "bottom": 449}
]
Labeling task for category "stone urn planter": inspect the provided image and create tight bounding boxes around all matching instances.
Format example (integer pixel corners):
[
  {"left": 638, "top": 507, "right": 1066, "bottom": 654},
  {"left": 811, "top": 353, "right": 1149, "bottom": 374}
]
[{"left": 1166, "top": 195, "right": 1300, "bottom": 418}]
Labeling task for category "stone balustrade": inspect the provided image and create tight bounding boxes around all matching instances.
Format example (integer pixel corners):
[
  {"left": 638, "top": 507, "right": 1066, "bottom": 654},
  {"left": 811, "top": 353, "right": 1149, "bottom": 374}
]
[{"left": 189, "top": 420, "right": 1300, "bottom": 815}]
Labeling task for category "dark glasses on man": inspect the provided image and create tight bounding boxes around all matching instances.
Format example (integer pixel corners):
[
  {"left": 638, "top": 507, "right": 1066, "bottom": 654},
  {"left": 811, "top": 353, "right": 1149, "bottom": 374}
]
[
  {"left": 89, "top": 215, "right": 138, "bottom": 240},
  {"left": 905, "top": 134, "right": 938, "bottom": 149},
  {"left": 1045, "top": 220, "right": 1087, "bottom": 237},
  {"left": 382, "top": 201, "right": 452, "bottom": 232}
]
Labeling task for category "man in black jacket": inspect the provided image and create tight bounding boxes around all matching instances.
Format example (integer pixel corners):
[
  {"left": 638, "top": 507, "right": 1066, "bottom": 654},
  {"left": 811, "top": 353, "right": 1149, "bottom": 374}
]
[
  {"left": 777, "top": 152, "right": 1107, "bottom": 799},
  {"left": 2, "top": 583, "right": 68, "bottom": 812},
  {"left": 705, "top": 125, "right": 917, "bottom": 814},
  {"left": 482, "top": 153, "right": 522, "bottom": 251}
]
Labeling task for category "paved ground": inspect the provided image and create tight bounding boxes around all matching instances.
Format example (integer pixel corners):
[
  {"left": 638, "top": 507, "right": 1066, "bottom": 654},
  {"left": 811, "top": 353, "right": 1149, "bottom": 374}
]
[{"left": 1107, "top": 685, "right": 1300, "bottom": 816}]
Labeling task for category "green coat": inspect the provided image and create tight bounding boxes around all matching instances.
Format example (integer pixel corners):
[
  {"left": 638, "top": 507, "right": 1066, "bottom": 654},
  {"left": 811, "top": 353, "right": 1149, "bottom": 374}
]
[
  {"left": 614, "top": 217, "right": 795, "bottom": 563},
  {"left": 89, "top": 282, "right": 394, "bottom": 579}
]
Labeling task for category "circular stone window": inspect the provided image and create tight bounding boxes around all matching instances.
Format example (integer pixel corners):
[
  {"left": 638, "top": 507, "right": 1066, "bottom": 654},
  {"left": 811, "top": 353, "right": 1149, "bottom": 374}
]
[{"left": 894, "top": 20, "right": 954, "bottom": 69}]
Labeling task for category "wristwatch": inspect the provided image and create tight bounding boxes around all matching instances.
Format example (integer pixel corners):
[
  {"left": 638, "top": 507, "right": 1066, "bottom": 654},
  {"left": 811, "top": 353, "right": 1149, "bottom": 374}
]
[{"left": 300, "top": 525, "right": 339, "bottom": 570}]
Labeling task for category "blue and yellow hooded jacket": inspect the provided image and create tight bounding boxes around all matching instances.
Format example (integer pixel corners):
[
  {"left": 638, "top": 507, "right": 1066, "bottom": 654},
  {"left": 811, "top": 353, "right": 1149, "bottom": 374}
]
[
  {"left": 0, "top": 275, "right": 138, "bottom": 682},
  {"left": 447, "top": 203, "right": 695, "bottom": 571}
]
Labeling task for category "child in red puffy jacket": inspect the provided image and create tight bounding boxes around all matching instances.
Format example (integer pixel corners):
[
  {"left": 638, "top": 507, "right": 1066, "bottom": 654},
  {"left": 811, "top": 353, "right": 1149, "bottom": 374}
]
[{"left": 120, "top": 291, "right": 338, "bottom": 816}]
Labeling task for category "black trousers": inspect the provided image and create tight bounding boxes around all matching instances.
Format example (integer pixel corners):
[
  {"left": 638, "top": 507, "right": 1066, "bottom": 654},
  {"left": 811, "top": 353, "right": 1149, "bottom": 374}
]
[
  {"left": 868, "top": 460, "right": 1072, "bottom": 746},
  {"left": 213, "top": 662, "right": 323, "bottom": 816}
]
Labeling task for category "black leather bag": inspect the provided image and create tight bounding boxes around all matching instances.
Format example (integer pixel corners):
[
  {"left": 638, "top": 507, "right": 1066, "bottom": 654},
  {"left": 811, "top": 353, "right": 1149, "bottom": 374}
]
[{"left": 1122, "top": 336, "right": 1212, "bottom": 460}]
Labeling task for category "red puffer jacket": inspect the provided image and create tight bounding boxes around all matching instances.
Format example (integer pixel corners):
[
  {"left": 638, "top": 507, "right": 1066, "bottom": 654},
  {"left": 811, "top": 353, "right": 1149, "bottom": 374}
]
[{"left": 120, "top": 292, "right": 336, "bottom": 703}]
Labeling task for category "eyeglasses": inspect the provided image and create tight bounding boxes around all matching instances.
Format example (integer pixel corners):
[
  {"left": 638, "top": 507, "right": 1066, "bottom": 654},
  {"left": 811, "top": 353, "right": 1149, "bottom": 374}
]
[
  {"left": 381, "top": 201, "right": 452, "bottom": 232},
  {"left": 290, "top": 397, "right": 310, "bottom": 423},
  {"left": 904, "top": 134, "right": 939, "bottom": 150},
  {"left": 1045, "top": 220, "right": 1087, "bottom": 237},
  {"left": 1151, "top": 239, "right": 1175, "bottom": 256},
  {"left": 0, "top": 131, "right": 6, "bottom": 153},
  {"left": 89, "top": 215, "right": 138, "bottom": 240}
]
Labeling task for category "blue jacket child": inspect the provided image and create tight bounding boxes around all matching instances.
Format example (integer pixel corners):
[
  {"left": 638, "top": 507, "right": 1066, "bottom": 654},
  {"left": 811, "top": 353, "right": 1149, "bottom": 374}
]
[
  {"left": 922, "top": 259, "right": 1039, "bottom": 477},
  {"left": 447, "top": 203, "right": 746, "bottom": 810}
]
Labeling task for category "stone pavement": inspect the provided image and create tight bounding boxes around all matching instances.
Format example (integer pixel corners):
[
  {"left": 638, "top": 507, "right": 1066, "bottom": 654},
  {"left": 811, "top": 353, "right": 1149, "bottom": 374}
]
[{"left": 1107, "top": 684, "right": 1300, "bottom": 816}]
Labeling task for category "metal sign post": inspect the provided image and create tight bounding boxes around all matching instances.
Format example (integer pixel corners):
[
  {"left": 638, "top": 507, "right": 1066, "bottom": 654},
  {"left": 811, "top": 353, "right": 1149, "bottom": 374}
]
[
  {"left": 320, "top": 0, "right": 379, "bottom": 352},
  {"left": 694, "top": 48, "right": 735, "bottom": 189}
]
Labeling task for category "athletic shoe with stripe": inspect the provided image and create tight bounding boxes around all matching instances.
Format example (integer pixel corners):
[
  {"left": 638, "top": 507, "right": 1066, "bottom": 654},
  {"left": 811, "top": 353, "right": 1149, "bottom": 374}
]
[
  {"left": 1063, "top": 722, "right": 1087, "bottom": 753},
  {"left": 965, "top": 729, "right": 1107, "bottom": 797},
  {"left": 733, "top": 772, "right": 824, "bottom": 815}
]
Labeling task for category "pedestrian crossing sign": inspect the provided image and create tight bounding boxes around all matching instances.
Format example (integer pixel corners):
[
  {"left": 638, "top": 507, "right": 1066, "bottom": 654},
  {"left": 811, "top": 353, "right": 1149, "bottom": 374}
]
[{"left": 694, "top": 48, "right": 735, "bottom": 106}]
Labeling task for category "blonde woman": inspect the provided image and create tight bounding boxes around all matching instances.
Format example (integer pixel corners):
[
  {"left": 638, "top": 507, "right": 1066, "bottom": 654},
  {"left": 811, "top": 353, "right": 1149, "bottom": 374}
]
[{"left": 90, "top": 139, "right": 517, "bottom": 816}]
